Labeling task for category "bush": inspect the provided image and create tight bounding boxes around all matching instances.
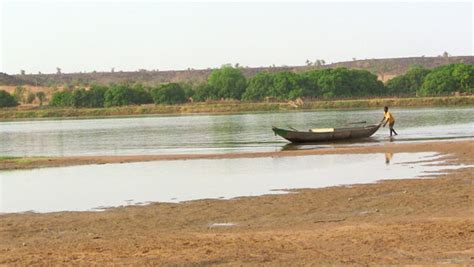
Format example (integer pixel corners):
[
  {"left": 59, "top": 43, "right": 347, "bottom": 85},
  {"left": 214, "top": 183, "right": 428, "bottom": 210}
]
[
  {"left": 208, "top": 65, "right": 247, "bottom": 99},
  {"left": 86, "top": 85, "right": 107, "bottom": 107},
  {"left": 104, "top": 84, "right": 153, "bottom": 107},
  {"left": 242, "top": 68, "right": 383, "bottom": 101},
  {"left": 0, "top": 90, "right": 18, "bottom": 107},
  {"left": 151, "top": 83, "right": 187, "bottom": 104},
  {"left": 49, "top": 91, "right": 73, "bottom": 107},
  {"left": 419, "top": 64, "right": 474, "bottom": 96},
  {"left": 242, "top": 72, "right": 274, "bottom": 101},
  {"left": 386, "top": 65, "right": 430, "bottom": 96},
  {"left": 193, "top": 83, "right": 219, "bottom": 101}
]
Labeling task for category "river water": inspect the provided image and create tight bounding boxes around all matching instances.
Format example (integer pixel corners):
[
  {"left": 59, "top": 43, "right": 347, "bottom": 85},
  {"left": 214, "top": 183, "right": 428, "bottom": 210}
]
[
  {"left": 0, "top": 107, "right": 473, "bottom": 156},
  {"left": 2, "top": 152, "right": 471, "bottom": 213}
]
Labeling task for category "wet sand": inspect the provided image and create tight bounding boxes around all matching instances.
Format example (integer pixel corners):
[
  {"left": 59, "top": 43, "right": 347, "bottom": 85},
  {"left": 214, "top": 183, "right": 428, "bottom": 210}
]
[
  {"left": 0, "top": 140, "right": 473, "bottom": 265},
  {"left": 1, "top": 139, "right": 473, "bottom": 171}
]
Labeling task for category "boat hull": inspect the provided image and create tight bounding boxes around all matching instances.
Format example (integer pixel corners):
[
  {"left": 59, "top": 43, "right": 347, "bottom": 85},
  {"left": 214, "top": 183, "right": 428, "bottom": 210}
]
[{"left": 272, "top": 124, "right": 381, "bottom": 143}]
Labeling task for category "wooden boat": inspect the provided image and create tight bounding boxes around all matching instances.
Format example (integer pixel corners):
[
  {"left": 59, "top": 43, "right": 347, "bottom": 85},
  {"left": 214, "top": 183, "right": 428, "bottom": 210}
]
[{"left": 272, "top": 123, "right": 382, "bottom": 143}]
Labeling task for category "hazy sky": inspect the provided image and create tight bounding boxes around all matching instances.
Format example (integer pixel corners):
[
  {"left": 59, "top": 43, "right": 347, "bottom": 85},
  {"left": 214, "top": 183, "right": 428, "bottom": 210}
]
[{"left": 1, "top": 1, "right": 472, "bottom": 74}]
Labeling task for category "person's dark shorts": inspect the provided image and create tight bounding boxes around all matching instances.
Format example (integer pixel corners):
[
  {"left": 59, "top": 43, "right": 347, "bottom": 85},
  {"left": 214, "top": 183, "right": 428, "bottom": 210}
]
[{"left": 389, "top": 122, "right": 395, "bottom": 129}]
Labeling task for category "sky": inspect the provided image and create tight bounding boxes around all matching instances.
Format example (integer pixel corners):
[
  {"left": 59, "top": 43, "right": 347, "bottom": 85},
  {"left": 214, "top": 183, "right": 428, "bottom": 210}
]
[{"left": 0, "top": 1, "right": 472, "bottom": 74}]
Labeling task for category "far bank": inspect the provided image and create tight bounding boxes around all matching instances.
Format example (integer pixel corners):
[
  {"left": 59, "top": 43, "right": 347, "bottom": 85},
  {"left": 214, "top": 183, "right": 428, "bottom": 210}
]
[{"left": 0, "top": 95, "right": 473, "bottom": 121}]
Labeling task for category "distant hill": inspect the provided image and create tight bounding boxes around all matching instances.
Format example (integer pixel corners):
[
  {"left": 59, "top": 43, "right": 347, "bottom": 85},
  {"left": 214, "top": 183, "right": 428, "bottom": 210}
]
[
  {"left": 0, "top": 72, "right": 30, "bottom": 86},
  {"left": 2, "top": 56, "right": 473, "bottom": 87}
]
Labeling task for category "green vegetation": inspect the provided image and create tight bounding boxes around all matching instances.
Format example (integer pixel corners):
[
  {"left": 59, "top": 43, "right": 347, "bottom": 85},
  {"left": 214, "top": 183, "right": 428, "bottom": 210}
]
[
  {"left": 0, "top": 96, "right": 472, "bottom": 120},
  {"left": 151, "top": 83, "right": 187, "bottom": 104},
  {"left": 207, "top": 65, "right": 247, "bottom": 100},
  {"left": 1, "top": 63, "right": 473, "bottom": 116},
  {"left": 0, "top": 90, "right": 19, "bottom": 107},
  {"left": 46, "top": 63, "right": 472, "bottom": 109},
  {"left": 104, "top": 84, "right": 152, "bottom": 107},
  {"left": 386, "top": 64, "right": 473, "bottom": 96}
]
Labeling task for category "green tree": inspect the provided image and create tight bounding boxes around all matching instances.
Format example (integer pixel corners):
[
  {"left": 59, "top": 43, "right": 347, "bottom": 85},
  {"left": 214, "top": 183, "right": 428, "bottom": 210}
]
[
  {"left": 87, "top": 85, "right": 108, "bottom": 107},
  {"left": 49, "top": 91, "right": 73, "bottom": 107},
  {"left": 452, "top": 64, "right": 474, "bottom": 92},
  {"left": 419, "top": 64, "right": 473, "bottom": 96},
  {"left": 317, "top": 68, "right": 352, "bottom": 98},
  {"left": 193, "top": 83, "right": 218, "bottom": 101},
  {"left": 300, "top": 70, "right": 327, "bottom": 97},
  {"left": 208, "top": 65, "right": 247, "bottom": 99},
  {"left": 386, "top": 65, "right": 430, "bottom": 95},
  {"left": 0, "top": 90, "right": 18, "bottom": 107},
  {"left": 131, "top": 83, "right": 153, "bottom": 104},
  {"left": 104, "top": 84, "right": 153, "bottom": 107},
  {"left": 70, "top": 88, "right": 89, "bottom": 107},
  {"left": 181, "top": 83, "right": 195, "bottom": 100},
  {"left": 151, "top": 83, "right": 187, "bottom": 104},
  {"left": 269, "top": 71, "right": 304, "bottom": 100},
  {"left": 349, "top": 69, "right": 384, "bottom": 97},
  {"left": 242, "top": 72, "right": 274, "bottom": 101},
  {"left": 104, "top": 85, "right": 135, "bottom": 107}
]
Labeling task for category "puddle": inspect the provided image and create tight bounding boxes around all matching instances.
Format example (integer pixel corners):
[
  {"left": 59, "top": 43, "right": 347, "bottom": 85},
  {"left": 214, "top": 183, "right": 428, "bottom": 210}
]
[
  {"left": 0, "top": 152, "right": 471, "bottom": 213},
  {"left": 208, "top": 223, "right": 237, "bottom": 229}
]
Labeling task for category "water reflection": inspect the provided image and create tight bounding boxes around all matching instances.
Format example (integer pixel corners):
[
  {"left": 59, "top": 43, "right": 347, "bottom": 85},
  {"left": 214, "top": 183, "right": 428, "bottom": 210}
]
[
  {"left": 1, "top": 152, "right": 471, "bottom": 214},
  {"left": 385, "top": 153, "right": 394, "bottom": 165}
]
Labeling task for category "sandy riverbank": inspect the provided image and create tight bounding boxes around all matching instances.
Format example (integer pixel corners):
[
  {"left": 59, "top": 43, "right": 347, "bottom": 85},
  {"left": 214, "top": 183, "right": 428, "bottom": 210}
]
[
  {"left": 0, "top": 140, "right": 473, "bottom": 265},
  {"left": 0, "top": 139, "right": 473, "bottom": 171}
]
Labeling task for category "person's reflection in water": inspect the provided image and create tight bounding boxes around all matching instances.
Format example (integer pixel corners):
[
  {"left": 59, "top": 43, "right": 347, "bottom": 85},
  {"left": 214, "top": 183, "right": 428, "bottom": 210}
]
[{"left": 385, "top": 152, "right": 394, "bottom": 165}]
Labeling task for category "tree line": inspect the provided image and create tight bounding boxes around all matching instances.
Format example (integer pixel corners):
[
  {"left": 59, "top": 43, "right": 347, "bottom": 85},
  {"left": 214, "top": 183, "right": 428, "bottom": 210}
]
[
  {"left": 386, "top": 64, "right": 473, "bottom": 96},
  {"left": 0, "top": 63, "right": 472, "bottom": 108}
]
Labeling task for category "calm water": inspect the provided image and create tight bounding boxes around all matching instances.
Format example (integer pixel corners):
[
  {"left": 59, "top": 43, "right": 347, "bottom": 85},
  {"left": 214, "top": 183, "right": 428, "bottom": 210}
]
[
  {"left": 0, "top": 107, "right": 473, "bottom": 156},
  {"left": 2, "top": 152, "right": 470, "bottom": 213}
]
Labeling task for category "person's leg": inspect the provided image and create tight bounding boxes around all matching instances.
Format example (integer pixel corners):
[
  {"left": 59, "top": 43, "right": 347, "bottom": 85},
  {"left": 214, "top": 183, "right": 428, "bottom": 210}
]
[
  {"left": 389, "top": 122, "right": 397, "bottom": 136},
  {"left": 392, "top": 128, "right": 398, "bottom": 136}
]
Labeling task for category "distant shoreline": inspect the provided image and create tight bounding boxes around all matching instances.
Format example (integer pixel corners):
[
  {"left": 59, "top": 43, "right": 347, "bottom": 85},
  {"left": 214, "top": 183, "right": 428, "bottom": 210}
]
[{"left": 0, "top": 95, "right": 472, "bottom": 121}]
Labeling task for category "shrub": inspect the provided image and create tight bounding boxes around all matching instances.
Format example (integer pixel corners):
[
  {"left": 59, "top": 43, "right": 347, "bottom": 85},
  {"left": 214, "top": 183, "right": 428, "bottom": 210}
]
[
  {"left": 104, "top": 84, "right": 153, "bottom": 107},
  {"left": 151, "top": 83, "right": 187, "bottom": 104},
  {"left": 208, "top": 65, "right": 247, "bottom": 99},
  {"left": 0, "top": 90, "right": 18, "bottom": 107},
  {"left": 49, "top": 91, "right": 73, "bottom": 107}
]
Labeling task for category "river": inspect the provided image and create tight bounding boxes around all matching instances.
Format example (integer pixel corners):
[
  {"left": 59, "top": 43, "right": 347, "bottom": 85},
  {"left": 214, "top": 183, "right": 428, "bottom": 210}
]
[{"left": 1, "top": 107, "right": 472, "bottom": 157}]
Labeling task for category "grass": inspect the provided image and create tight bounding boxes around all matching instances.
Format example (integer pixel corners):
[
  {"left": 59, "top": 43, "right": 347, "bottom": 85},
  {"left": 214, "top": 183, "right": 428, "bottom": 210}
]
[
  {"left": 0, "top": 95, "right": 473, "bottom": 120},
  {"left": 0, "top": 156, "right": 46, "bottom": 164},
  {"left": 0, "top": 156, "right": 19, "bottom": 161}
]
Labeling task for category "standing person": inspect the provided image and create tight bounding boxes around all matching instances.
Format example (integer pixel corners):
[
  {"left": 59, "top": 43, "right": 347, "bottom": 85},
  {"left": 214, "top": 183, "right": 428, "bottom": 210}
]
[{"left": 381, "top": 106, "right": 398, "bottom": 136}]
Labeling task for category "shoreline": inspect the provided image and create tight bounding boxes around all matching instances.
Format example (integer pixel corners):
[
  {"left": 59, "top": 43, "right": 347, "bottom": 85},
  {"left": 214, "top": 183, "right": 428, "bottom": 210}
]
[
  {"left": 1, "top": 95, "right": 472, "bottom": 121},
  {"left": 1, "top": 139, "right": 472, "bottom": 171},
  {"left": 0, "top": 139, "right": 473, "bottom": 265}
]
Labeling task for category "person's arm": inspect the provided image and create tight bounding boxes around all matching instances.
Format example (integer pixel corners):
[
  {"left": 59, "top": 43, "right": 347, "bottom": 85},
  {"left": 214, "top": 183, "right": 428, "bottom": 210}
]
[{"left": 381, "top": 116, "right": 386, "bottom": 126}]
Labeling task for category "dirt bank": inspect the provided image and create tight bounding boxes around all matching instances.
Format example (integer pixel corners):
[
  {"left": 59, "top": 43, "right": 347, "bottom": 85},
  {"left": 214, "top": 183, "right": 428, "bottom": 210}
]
[{"left": 0, "top": 140, "right": 473, "bottom": 265}]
